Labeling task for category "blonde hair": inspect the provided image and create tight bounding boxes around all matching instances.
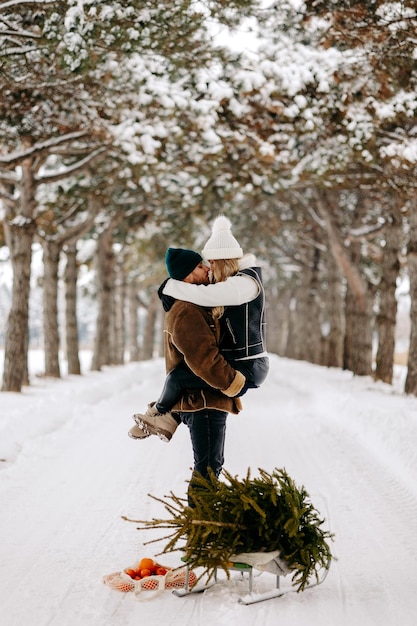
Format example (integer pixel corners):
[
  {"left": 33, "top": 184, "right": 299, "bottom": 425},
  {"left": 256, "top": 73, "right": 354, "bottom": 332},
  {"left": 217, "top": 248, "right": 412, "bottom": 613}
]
[{"left": 210, "top": 258, "right": 240, "bottom": 319}]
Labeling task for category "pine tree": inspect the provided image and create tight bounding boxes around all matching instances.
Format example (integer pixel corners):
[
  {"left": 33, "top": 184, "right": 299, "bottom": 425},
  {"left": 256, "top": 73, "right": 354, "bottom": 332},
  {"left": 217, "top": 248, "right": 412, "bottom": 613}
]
[{"left": 138, "top": 467, "right": 334, "bottom": 592}]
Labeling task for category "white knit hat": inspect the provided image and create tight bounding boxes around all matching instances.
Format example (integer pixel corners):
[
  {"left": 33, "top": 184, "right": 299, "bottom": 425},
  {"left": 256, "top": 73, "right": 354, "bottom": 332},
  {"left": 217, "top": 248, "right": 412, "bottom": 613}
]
[{"left": 202, "top": 216, "right": 243, "bottom": 260}]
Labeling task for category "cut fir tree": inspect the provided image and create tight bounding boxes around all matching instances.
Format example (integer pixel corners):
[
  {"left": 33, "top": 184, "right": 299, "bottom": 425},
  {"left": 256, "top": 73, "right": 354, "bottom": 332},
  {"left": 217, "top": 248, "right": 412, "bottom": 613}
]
[{"left": 137, "top": 467, "right": 334, "bottom": 592}]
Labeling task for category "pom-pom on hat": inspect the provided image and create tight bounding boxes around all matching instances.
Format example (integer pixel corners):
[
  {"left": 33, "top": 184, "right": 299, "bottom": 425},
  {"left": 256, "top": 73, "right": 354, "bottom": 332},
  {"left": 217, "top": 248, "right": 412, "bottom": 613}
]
[
  {"left": 165, "top": 248, "right": 203, "bottom": 280},
  {"left": 202, "top": 216, "right": 243, "bottom": 260}
]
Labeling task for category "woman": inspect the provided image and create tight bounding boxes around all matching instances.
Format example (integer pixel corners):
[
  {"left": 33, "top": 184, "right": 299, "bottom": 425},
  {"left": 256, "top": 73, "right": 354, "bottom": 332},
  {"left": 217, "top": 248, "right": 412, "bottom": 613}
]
[{"left": 129, "top": 216, "right": 269, "bottom": 440}]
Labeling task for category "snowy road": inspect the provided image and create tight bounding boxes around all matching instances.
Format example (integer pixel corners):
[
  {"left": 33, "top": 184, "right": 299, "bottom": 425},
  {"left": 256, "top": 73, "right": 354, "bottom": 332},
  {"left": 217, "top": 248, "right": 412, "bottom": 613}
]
[{"left": 1, "top": 354, "right": 417, "bottom": 625}]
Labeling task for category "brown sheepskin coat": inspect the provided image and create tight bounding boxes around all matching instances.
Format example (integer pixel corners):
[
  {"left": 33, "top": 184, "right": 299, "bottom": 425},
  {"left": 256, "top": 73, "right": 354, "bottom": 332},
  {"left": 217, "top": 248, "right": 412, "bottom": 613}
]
[{"left": 163, "top": 300, "right": 244, "bottom": 414}]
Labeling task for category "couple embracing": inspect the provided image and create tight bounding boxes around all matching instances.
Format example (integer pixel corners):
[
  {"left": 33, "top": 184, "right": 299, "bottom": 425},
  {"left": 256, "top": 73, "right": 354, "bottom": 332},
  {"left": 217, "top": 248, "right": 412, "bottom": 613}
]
[{"left": 129, "top": 216, "right": 269, "bottom": 502}]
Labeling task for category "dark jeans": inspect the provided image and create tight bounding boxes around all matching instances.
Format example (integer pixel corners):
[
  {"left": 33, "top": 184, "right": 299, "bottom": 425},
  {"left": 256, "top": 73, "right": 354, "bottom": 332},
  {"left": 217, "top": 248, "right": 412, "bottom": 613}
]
[
  {"left": 156, "top": 356, "right": 269, "bottom": 413},
  {"left": 180, "top": 409, "right": 227, "bottom": 505}
]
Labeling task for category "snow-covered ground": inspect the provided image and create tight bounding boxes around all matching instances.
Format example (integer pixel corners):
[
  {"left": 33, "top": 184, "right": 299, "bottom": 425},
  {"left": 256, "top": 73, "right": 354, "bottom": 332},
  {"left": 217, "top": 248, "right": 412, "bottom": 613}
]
[{"left": 1, "top": 352, "right": 417, "bottom": 626}]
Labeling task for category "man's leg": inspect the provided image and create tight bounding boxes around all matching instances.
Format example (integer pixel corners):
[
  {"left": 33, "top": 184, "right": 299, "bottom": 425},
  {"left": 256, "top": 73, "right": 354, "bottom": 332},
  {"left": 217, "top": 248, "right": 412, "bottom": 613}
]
[{"left": 181, "top": 409, "right": 227, "bottom": 505}]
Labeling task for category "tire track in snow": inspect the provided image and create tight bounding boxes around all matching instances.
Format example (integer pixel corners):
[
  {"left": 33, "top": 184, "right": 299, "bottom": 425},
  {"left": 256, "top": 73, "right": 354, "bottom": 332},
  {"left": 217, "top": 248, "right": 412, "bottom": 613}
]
[{"left": 289, "top": 411, "right": 417, "bottom": 625}]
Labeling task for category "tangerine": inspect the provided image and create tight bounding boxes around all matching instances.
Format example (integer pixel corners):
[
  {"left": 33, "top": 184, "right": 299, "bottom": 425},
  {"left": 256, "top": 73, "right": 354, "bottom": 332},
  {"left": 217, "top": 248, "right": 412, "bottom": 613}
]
[
  {"left": 138, "top": 558, "right": 155, "bottom": 571},
  {"left": 125, "top": 568, "right": 136, "bottom": 579},
  {"left": 140, "top": 568, "right": 152, "bottom": 578}
]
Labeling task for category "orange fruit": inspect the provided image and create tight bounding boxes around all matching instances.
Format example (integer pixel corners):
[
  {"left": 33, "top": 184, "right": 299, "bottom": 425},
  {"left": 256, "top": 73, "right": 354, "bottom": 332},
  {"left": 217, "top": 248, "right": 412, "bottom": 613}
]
[
  {"left": 140, "top": 568, "right": 151, "bottom": 578},
  {"left": 156, "top": 567, "right": 167, "bottom": 576},
  {"left": 125, "top": 568, "right": 136, "bottom": 579},
  {"left": 138, "top": 558, "right": 155, "bottom": 571}
]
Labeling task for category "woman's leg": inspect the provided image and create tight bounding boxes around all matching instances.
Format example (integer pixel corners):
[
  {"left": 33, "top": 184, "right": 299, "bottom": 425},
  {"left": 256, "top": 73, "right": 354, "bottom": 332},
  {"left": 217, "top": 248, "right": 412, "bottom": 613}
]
[
  {"left": 230, "top": 356, "right": 270, "bottom": 389},
  {"left": 130, "top": 366, "right": 212, "bottom": 441},
  {"left": 156, "top": 365, "right": 212, "bottom": 413},
  {"left": 156, "top": 357, "right": 270, "bottom": 412}
]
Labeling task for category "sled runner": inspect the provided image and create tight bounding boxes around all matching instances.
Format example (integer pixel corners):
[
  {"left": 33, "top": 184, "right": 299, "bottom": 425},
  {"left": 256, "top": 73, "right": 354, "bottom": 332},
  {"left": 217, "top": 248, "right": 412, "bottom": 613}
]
[{"left": 173, "top": 555, "right": 329, "bottom": 605}]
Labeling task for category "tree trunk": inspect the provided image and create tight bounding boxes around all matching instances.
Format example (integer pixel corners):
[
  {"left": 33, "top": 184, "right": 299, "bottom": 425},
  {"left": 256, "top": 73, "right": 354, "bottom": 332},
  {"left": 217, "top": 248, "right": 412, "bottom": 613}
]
[
  {"left": 315, "top": 190, "right": 368, "bottom": 313},
  {"left": 316, "top": 190, "right": 373, "bottom": 375},
  {"left": 344, "top": 281, "right": 374, "bottom": 376},
  {"left": 325, "top": 255, "right": 344, "bottom": 368},
  {"left": 287, "top": 247, "right": 322, "bottom": 364},
  {"left": 1, "top": 159, "right": 36, "bottom": 392},
  {"left": 2, "top": 228, "right": 33, "bottom": 391},
  {"left": 285, "top": 295, "right": 297, "bottom": 360},
  {"left": 42, "top": 239, "right": 61, "bottom": 378},
  {"left": 128, "top": 277, "right": 140, "bottom": 361},
  {"left": 266, "top": 285, "right": 292, "bottom": 356},
  {"left": 91, "top": 226, "right": 114, "bottom": 370},
  {"left": 374, "top": 212, "right": 401, "bottom": 384},
  {"left": 141, "top": 291, "right": 159, "bottom": 360},
  {"left": 111, "top": 255, "right": 126, "bottom": 365},
  {"left": 342, "top": 227, "right": 374, "bottom": 377},
  {"left": 304, "top": 247, "right": 323, "bottom": 364},
  {"left": 405, "top": 207, "right": 417, "bottom": 394},
  {"left": 64, "top": 244, "right": 81, "bottom": 375}
]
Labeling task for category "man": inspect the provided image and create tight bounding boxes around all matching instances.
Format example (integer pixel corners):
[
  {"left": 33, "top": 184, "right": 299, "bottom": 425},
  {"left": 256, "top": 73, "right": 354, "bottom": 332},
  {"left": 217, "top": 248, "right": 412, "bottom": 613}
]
[{"left": 129, "top": 248, "right": 244, "bottom": 497}]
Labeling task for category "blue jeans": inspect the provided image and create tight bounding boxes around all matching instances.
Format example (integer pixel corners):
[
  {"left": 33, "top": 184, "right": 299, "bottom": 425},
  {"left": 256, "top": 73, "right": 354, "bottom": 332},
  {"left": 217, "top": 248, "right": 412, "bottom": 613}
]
[{"left": 180, "top": 409, "right": 227, "bottom": 504}]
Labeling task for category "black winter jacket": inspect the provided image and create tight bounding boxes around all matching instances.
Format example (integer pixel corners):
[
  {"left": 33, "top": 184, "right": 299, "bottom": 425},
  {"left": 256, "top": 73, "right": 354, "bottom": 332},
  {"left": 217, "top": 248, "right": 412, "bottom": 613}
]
[{"left": 219, "top": 267, "right": 267, "bottom": 360}]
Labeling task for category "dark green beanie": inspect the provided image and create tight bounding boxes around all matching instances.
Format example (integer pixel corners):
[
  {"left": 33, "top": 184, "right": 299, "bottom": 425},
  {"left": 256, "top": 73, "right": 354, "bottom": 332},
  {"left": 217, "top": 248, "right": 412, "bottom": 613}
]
[{"left": 165, "top": 248, "right": 202, "bottom": 280}]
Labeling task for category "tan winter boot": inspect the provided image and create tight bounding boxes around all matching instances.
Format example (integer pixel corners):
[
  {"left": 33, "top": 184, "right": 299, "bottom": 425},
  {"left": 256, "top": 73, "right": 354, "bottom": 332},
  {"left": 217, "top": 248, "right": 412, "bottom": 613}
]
[
  {"left": 132, "top": 403, "right": 179, "bottom": 442},
  {"left": 128, "top": 424, "right": 150, "bottom": 440}
]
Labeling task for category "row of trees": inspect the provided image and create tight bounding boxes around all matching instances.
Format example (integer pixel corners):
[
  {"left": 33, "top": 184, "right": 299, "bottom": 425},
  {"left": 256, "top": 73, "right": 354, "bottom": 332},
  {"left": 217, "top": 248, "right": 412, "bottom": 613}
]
[{"left": 1, "top": 1, "right": 416, "bottom": 395}]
